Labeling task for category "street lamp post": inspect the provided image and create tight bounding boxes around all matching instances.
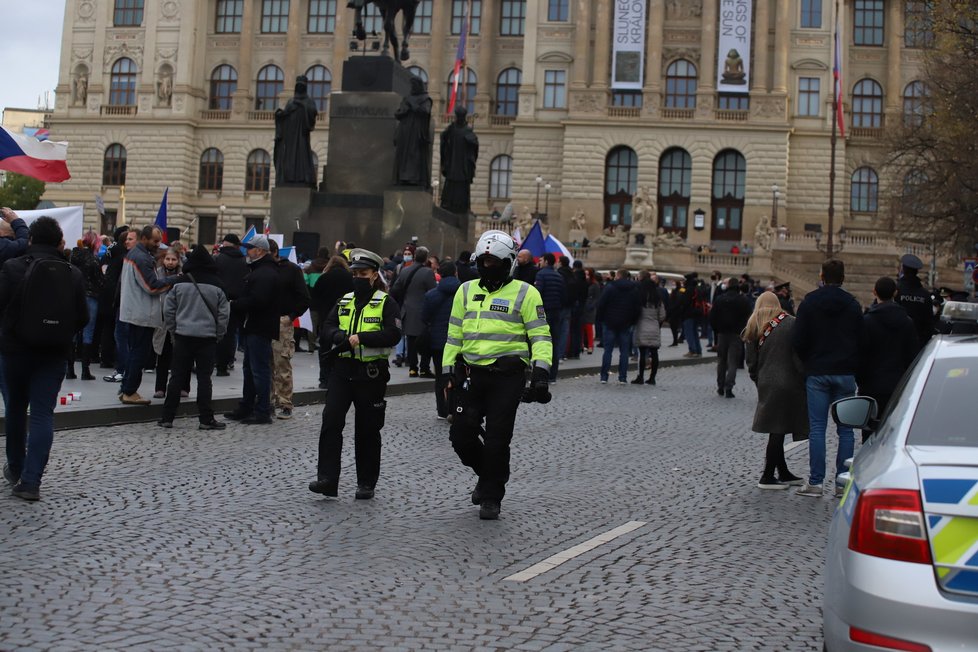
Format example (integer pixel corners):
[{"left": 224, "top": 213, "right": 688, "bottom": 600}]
[
  {"left": 544, "top": 183, "right": 551, "bottom": 216},
  {"left": 771, "top": 184, "right": 780, "bottom": 229},
  {"left": 218, "top": 204, "right": 226, "bottom": 242},
  {"left": 431, "top": 179, "right": 439, "bottom": 205},
  {"left": 534, "top": 176, "right": 543, "bottom": 215}
]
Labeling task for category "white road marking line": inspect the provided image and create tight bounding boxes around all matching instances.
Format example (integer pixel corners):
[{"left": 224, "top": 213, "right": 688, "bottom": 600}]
[
  {"left": 503, "top": 520, "right": 647, "bottom": 582},
  {"left": 785, "top": 440, "right": 807, "bottom": 453}
]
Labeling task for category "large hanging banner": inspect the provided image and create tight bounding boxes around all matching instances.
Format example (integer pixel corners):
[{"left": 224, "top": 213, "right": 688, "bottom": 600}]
[
  {"left": 612, "top": 0, "right": 647, "bottom": 90},
  {"left": 717, "top": 0, "right": 753, "bottom": 94}
]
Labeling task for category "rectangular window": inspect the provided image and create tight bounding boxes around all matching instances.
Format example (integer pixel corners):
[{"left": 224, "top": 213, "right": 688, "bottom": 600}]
[
  {"left": 800, "top": 0, "right": 822, "bottom": 28},
  {"left": 451, "top": 0, "right": 481, "bottom": 35},
  {"left": 414, "top": 0, "right": 433, "bottom": 34},
  {"left": 114, "top": 0, "right": 144, "bottom": 26},
  {"left": 216, "top": 0, "right": 243, "bottom": 33},
  {"left": 854, "top": 0, "right": 884, "bottom": 46},
  {"left": 261, "top": 0, "right": 290, "bottom": 33},
  {"left": 798, "top": 77, "right": 820, "bottom": 116},
  {"left": 717, "top": 94, "right": 750, "bottom": 110},
  {"left": 905, "top": 1, "right": 934, "bottom": 48},
  {"left": 307, "top": 0, "right": 336, "bottom": 34},
  {"left": 548, "top": 0, "right": 569, "bottom": 22},
  {"left": 500, "top": 0, "right": 526, "bottom": 36},
  {"left": 543, "top": 70, "right": 567, "bottom": 108},
  {"left": 245, "top": 216, "right": 265, "bottom": 234},
  {"left": 197, "top": 215, "right": 217, "bottom": 249},
  {"left": 612, "top": 90, "right": 643, "bottom": 107}
]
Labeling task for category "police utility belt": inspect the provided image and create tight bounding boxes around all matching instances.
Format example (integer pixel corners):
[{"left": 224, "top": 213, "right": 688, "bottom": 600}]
[
  {"left": 336, "top": 355, "right": 387, "bottom": 380},
  {"left": 457, "top": 355, "right": 527, "bottom": 377}
]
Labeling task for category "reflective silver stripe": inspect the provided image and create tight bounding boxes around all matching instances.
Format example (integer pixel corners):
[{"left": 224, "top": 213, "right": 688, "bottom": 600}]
[
  {"left": 446, "top": 336, "right": 462, "bottom": 346},
  {"left": 533, "top": 361, "right": 552, "bottom": 372},
  {"left": 449, "top": 316, "right": 464, "bottom": 327},
  {"left": 462, "top": 281, "right": 470, "bottom": 305},
  {"left": 463, "top": 351, "right": 530, "bottom": 363},
  {"left": 513, "top": 282, "right": 529, "bottom": 313},
  {"left": 462, "top": 311, "right": 522, "bottom": 323},
  {"left": 442, "top": 366, "right": 454, "bottom": 375},
  {"left": 462, "top": 332, "right": 528, "bottom": 343},
  {"left": 525, "top": 318, "right": 547, "bottom": 330},
  {"left": 341, "top": 346, "right": 390, "bottom": 359},
  {"left": 528, "top": 335, "right": 551, "bottom": 345}
]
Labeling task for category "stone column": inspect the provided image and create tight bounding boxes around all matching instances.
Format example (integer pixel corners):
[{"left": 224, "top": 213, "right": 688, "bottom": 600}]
[
  {"left": 772, "top": 0, "right": 790, "bottom": 93},
  {"left": 475, "top": 0, "right": 497, "bottom": 116},
  {"left": 592, "top": 0, "right": 611, "bottom": 88},
  {"left": 697, "top": 0, "right": 718, "bottom": 115},
  {"left": 427, "top": 0, "right": 449, "bottom": 106},
  {"left": 518, "top": 0, "right": 541, "bottom": 115},
  {"left": 571, "top": 0, "right": 593, "bottom": 87},
  {"left": 644, "top": 0, "right": 666, "bottom": 104},
  {"left": 233, "top": 0, "right": 256, "bottom": 112},
  {"left": 886, "top": 0, "right": 904, "bottom": 122},
  {"left": 284, "top": 0, "right": 302, "bottom": 83},
  {"left": 751, "top": 0, "right": 771, "bottom": 92}
]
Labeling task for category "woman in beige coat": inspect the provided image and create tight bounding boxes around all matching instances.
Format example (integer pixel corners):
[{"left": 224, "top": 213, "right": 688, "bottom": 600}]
[{"left": 632, "top": 271, "right": 667, "bottom": 385}]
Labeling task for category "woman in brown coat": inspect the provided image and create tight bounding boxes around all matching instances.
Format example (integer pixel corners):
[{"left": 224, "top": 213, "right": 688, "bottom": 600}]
[{"left": 743, "top": 291, "right": 807, "bottom": 489}]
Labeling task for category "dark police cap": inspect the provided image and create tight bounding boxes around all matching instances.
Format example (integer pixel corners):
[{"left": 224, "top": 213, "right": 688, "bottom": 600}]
[
  {"left": 900, "top": 254, "right": 924, "bottom": 270},
  {"left": 223, "top": 233, "right": 241, "bottom": 246},
  {"left": 348, "top": 248, "right": 384, "bottom": 271}
]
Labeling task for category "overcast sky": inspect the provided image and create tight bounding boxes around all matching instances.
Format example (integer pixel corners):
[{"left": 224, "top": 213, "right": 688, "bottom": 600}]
[{"left": 0, "top": 0, "right": 66, "bottom": 112}]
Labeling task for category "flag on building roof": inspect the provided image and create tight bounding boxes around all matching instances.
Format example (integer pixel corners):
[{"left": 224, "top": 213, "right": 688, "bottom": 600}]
[
  {"left": 520, "top": 220, "right": 574, "bottom": 264},
  {"left": 155, "top": 187, "right": 169, "bottom": 244},
  {"left": 833, "top": 14, "right": 846, "bottom": 139},
  {"left": 446, "top": 6, "right": 469, "bottom": 116},
  {"left": 0, "top": 126, "right": 70, "bottom": 182}
]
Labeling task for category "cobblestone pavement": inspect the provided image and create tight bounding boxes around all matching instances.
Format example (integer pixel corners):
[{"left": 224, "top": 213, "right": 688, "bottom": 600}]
[{"left": 1, "top": 363, "right": 842, "bottom": 651}]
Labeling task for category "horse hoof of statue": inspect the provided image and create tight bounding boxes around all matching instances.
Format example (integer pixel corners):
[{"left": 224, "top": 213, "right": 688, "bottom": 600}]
[
  {"left": 400, "top": 47, "right": 410, "bottom": 61},
  {"left": 355, "top": 24, "right": 366, "bottom": 40}
]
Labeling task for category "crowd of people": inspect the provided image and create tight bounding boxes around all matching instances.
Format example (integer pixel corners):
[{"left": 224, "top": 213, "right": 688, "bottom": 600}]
[{"left": 0, "top": 205, "right": 956, "bottom": 509}]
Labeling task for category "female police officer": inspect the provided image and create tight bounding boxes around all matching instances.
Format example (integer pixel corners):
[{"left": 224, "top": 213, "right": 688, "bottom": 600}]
[{"left": 309, "top": 249, "right": 401, "bottom": 500}]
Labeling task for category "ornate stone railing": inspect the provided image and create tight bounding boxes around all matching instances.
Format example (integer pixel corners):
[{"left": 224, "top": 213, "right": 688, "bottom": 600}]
[
  {"left": 715, "top": 109, "right": 749, "bottom": 122},
  {"left": 100, "top": 105, "right": 137, "bottom": 116},
  {"left": 570, "top": 247, "right": 589, "bottom": 261},
  {"left": 199, "top": 110, "right": 231, "bottom": 120},
  {"left": 488, "top": 114, "right": 515, "bottom": 127},
  {"left": 695, "top": 252, "right": 751, "bottom": 269},
  {"left": 661, "top": 107, "right": 695, "bottom": 120},
  {"left": 607, "top": 106, "right": 641, "bottom": 119},
  {"left": 247, "top": 110, "right": 275, "bottom": 121}
]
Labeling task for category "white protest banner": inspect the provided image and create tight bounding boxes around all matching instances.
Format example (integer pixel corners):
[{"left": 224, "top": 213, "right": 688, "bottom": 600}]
[
  {"left": 17, "top": 205, "right": 84, "bottom": 247},
  {"left": 717, "top": 0, "right": 753, "bottom": 94},
  {"left": 612, "top": 0, "right": 646, "bottom": 90}
]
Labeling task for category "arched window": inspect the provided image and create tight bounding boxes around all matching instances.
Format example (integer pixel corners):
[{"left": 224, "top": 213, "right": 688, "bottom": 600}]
[
  {"left": 199, "top": 148, "right": 224, "bottom": 192},
  {"left": 852, "top": 78, "right": 883, "bottom": 128},
  {"left": 446, "top": 68, "right": 477, "bottom": 115},
  {"left": 255, "top": 65, "right": 284, "bottom": 110},
  {"left": 489, "top": 155, "right": 513, "bottom": 199},
  {"left": 658, "top": 148, "right": 692, "bottom": 236},
  {"left": 604, "top": 146, "right": 638, "bottom": 228},
  {"left": 850, "top": 167, "right": 879, "bottom": 213},
  {"left": 246, "top": 149, "right": 272, "bottom": 192},
  {"left": 103, "top": 144, "right": 127, "bottom": 186},
  {"left": 711, "top": 150, "right": 747, "bottom": 241},
  {"left": 114, "top": 0, "right": 143, "bottom": 26},
  {"left": 407, "top": 66, "right": 429, "bottom": 84},
  {"left": 209, "top": 65, "right": 238, "bottom": 110},
  {"left": 109, "top": 58, "right": 137, "bottom": 106},
  {"left": 495, "top": 68, "right": 521, "bottom": 116},
  {"left": 903, "top": 81, "right": 930, "bottom": 128},
  {"left": 665, "top": 60, "right": 697, "bottom": 109},
  {"left": 305, "top": 65, "right": 332, "bottom": 112}
]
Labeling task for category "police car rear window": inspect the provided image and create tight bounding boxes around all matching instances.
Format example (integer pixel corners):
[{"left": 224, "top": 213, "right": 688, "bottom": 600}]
[{"left": 907, "top": 357, "right": 978, "bottom": 447}]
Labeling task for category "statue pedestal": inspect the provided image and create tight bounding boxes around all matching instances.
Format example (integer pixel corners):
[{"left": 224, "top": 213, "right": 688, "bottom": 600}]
[
  {"left": 567, "top": 228, "right": 587, "bottom": 245},
  {"left": 623, "top": 227, "right": 655, "bottom": 267}
]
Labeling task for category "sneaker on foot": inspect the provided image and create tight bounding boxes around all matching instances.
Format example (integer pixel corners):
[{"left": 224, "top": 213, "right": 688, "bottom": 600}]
[
  {"left": 408, "top": 369, "right": 419, "bottom": 378},
  {"left": 199, "top": 420, "right": 227, "bottom": 430},
  {"left": 796, "top": 483, "right": 823, "bottom": 497},
  {"left": 757, "top": 477, "right": 788, "bottom": 490},
  {"left": 355, "top": 484, "right": 375, "bottom": 500},
  {"left": 103, "top": 372, "right": 123, "bottom": 382},
  {"left": 309, "top": 478, "right": 338, "bottom": 497},
  {"left": 120, "top": 393, "right": 151, "bottom": 406},
  {"left": 277, "top": 408, "right": 293, "bottom": 420},
  {"left": 11, "top": 483, "right": 40, "bottom": 501},
  {"left": 777, "top": 472, "right": 804, "bottom": 486},
  {"left": 479, "top": 499, "right": 501, "bottom": 520}
]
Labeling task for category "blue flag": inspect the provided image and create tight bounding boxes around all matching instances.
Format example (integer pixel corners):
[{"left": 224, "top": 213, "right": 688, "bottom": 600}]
[
  {"left": 520, "top": 220, "right": 546, "bottom": 258},
  {"left": 155, "top": 187, "right": 169, "bottom": 243}
]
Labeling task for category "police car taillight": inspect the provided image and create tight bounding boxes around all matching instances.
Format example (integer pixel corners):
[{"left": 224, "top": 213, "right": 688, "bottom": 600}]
[{"left": 848, "top": 489, "right": 932, "bottom": 564}]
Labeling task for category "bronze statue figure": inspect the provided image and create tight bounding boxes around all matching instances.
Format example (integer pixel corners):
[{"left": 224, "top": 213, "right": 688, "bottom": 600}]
[
  {"left": 439, "top": 107, "right": 479, "bottom": 215},
  {"left": 393, "top": 77, "right": 433, "bottom": 187},
  {"left": 274, "top": 76, "right": 319, "bottom": 188},
  {"left": 349, "top": 0, "right": 420, "bottom": 62}
]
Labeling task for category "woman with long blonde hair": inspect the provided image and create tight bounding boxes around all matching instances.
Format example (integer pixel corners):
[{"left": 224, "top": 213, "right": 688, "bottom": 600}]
[{"left": 742, "top": 291, "right": 807, "bottom": 489}]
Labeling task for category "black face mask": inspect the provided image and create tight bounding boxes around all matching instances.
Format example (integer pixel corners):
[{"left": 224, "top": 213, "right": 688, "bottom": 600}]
[
  {"left": 477, "top": 259, "right": 510, "bottom": 291},
  {"left": 352, "top": 277, "right": 373, "bottom": 298}
]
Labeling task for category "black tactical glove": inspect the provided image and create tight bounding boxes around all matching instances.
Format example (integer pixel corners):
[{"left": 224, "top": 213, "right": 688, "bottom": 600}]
[{"left": 530, "top": 366, "right": 551, "bottom": 404}]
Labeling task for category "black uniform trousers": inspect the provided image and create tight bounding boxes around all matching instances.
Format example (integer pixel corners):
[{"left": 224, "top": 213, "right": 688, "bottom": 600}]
[
  {"left": 715, "top": 332, "right": 743, "bottom": 391},
  {"left": 318, "top": 358, "right": 389, "bottom": 487},
  {"left": 161, "top": 335, "right": 218, "bottom": 424},
  {"left": 449, "top": 363, "right": 526, "bottom": 503}
]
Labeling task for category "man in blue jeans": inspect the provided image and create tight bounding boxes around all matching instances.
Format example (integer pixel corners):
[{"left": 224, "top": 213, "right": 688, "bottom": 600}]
[
  {"left": 595, "top": 269, "right": 641, "bottom": 383},
  {"left": 0, "top": 216, "right": 88, "bottom": 501},
  {"left": 792, "top": 259, "right": 863, "bottom": 497}
]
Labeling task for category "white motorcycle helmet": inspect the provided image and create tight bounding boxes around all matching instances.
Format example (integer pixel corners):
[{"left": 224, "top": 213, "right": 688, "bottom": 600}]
[{"left": 474, "top": 229, "right": 518, "bottom": 277}]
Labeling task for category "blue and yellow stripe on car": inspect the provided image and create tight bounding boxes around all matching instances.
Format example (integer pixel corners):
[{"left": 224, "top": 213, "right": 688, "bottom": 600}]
[{"left": 922, "top": 479, "right": 978, "bottom": 595}]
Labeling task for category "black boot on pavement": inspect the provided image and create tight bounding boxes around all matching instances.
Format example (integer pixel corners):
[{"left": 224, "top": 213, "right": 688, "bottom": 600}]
[
  {"left": 309, "top": 478, "right": 338, "bottom": 497},
  {"left": 355, "top": 484, "right": 375, "bottom": 500},
  {"left": 479, "top": 500, "right": 501, "bottom": 520}
]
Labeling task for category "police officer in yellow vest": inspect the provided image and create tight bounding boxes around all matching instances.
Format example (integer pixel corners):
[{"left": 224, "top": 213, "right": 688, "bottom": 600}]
[
  {"left": 310, "top": 248, "right": 401, "bottom": 500},
  {"left": 444, "top": 230, "right": 553, "bottom": 520}
]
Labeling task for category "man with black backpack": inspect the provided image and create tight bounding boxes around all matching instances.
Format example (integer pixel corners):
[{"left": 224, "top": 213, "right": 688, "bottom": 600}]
[{"left": 0, "top": 216, "right": 88, "bottom": 501}]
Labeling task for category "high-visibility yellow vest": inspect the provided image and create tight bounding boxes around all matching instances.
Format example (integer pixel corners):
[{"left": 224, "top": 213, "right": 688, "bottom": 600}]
[
  {"left": 442, "top": 279, "right": 553, "bottom": 372},
  {"left": 336, "top": 290, "right": 391, "bottom": 362}
]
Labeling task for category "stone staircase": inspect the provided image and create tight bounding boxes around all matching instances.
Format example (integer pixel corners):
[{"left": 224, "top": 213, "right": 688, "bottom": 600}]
[{"left": 772, "top": 249, "right": 899, "bottom": 308}]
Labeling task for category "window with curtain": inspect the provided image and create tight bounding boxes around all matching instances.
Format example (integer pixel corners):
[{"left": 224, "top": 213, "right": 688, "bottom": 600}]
[
  {"left": 801, "top": 0, "right": 822, "bottom": 28},
  {"left": 903, "top": 80, "right": 930, "bottom": 127},
  {"left": 103, "top": 144, "right": 127, "bottom": 186},
  {"left": 543, "top": 70, "right": 567, "bottom": 109},
  {"left": 500, "top": 0, "right": 526, "bottom": 36},
  {"left": 216, "top": 0, "right": 244, "bottom": 33},
  {"left": 446, "top": 68, "right": 477, "bottom": 114},
  {"left": 905, "top": 1, "right": 934, "bottom": 48},
  {"left": 307, "top": 0, "right": 336, "bottom": 33},
  {"left": 114, "top": 0, "right": 143, "bottom": 26},
  {"left": 451, "top": 0, "right": 481, "bottom": 34},
  {"left": 414, "top": 0, "right": 433, "bottom": 34},
  {"left": 852, "top": 78, "right": 883, "bottom": 128},
  {"left": 246, "top": 150, "right": 272, "bottom": 192},
  {"left": 665, "top": 60, "right": 697, "bottom": 109},
  {"left": 854, "top": 0, "right": 884, "bottom": 46},
  {"left": 489, "top": 155, "right": 513, "bottom": 199},
  {"left": 255, "top": 65, "right": 285, "bottom": 111},
  {"left": 711, "top": 150, "right": 747, "bottom": 239},
  {"left": 798, "top": 77, "right": 820, "bottom": 116},
  {"left": 658, "top": 148, "right": 691, "bottom": 232},
  {"left": 199, "top": 149, "right": 224, "bottom": 192},
  {"left": 261, "top": 0, "right": 290, "bottom": 33},
  {"left": 495, "top": 68, "right": 521, "bottom": 116},
  {"left": 306, "top": 65, "right": 332, "bottom": 112},
  {"left": 604, "top": 146, "right": 638, "bottom": 227},
  {"left": 850, "top": 167, "right": 879, "bottom": 213},
  {"left": 209, "top": 65, "right": 238, "bottom": 110},
  {"left": 548, "top": 0, "right": 569, "bottom": 21},
  {"left": 109, "top": 58, "right": 137, "bottom": 106}
]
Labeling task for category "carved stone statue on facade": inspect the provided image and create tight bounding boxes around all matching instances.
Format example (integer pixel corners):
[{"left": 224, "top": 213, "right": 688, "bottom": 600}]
[
  {"left": 570, "top": 209, "right": 587, "bottom": 231},
  {"left": 516, "top": 205, "right": 534, "bottom": 235},
  {"left": 274, "top": 75, "right": 319, "bottom": 188},
  {"left": 631, "top": 190, "right": 657, "bottom": 231},
  {"left": 157, "top": 71, "right": 173, "bottom": 107},
  {"left": 393, "top": 76, "right": 432, "bottom": 187},
  {"left": 72, "top": 73, "right": 88, "bottom": 106},
  {"left": 754, "top": 214, "right": 775, "bottom": 251},
  {"left": 590, "top": 226, "right": 628, "bottom": 248},
  {"left": 652, "top": 228, "right": 687, "bottom": 248}
]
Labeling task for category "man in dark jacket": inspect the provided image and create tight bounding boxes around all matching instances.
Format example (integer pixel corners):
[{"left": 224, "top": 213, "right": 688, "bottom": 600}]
[
  {"left": 857, "top": 277, "right": 919, "bottom": 441},
  {"left": 534, "top": 253, "right": 566, "bottom": 381},
  {"left": 97, "top": 225, "right": 129, "bottom": 371},
  {"left": 513, "top": 249, "right": 537, "bottom": 285},
  {"left": 455, "top": 250, "right": 478, "bottom": 282},
  {"left": 225, "top": 235, "right": 279, "bottom": 424},
  {"left": 792, "top": 259, "right": 863, "bottom": 497},
  {"left": 0, "top": 216, "right": 88, "bottom": 501},
  {"left": 596, "top": 268, "right": 641, "bottom": 384},
  {"left": 709, "top": 279, "right": 753, "bottom": 398},
  {"left": 678, "top": 273, "right": 702, "bottom": 356},
  {"left": 0, "top": 207, "right": 30, "bottom": 405},
  {"left": 895, "top": 253, "right": 936, "bottom": 349},
  {"left": 268, "top": 240, "right": 311, "bottom": 419},
  {"left": 421, "top": 260, "right": 461, "bottom": 419},
  {"left": 214, "top": 233, "right": 249, "bottom": 376}
]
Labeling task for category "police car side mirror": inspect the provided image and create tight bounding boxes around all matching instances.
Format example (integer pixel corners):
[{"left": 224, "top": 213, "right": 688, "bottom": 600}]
[{"left": 831, "top": 396, "right": 878, "bottom": 430}]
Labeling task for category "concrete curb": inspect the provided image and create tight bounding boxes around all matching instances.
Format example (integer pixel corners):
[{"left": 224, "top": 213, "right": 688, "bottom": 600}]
[{"left": 3, "top": 356, "right": 714, "bottom": 432}]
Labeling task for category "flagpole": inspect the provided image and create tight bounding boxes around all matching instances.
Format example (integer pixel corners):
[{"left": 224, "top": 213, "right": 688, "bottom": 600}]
[
  {"left": 462, "top": 0, "right": 473, "bottom": 115},
  {"left": 827, "top": 0, "right": 840, "bottom": 258}
]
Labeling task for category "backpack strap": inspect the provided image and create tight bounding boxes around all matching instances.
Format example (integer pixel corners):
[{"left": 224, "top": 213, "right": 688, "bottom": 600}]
[{"left": 187, "top": 273, "right": 221, "bottom": 339}]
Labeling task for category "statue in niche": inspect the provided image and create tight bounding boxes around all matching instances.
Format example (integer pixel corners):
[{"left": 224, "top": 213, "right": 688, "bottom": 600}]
[
  {"left": 632, "top": 193, "right": 655, "bottom": 230},
  {"left": 157, "top": 71, "right": 173, "bottom": 107},
  {"left": 274, "top": 76, "right": 319, "bottom": 187},
  {"left": 393, "top": 76, "right": 432, "bottom": 187},
  {"left": 439, "top": 106, "right": 479, "bottom": 214},
  {"left": 570, "top": 209, "right": 587, "bottom": 231},
  {"left": 72, "top": 73, "right": 88, "bottom": 106},
  {"left": 721, "top": 49, "right": 747, "bottom": 86}
]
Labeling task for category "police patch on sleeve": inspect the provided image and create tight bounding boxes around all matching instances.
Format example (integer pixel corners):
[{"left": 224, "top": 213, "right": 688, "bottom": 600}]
[{"left": 536, "top": 306, "right": 545, "bottom": 319}]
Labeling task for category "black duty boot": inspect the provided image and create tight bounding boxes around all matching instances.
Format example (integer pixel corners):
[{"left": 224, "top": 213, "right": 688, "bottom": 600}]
[
  {"left": 471, "top": 481, "right": 484, "bottom": 505},
  {"left": 630, "top": 376, "right": 644, "bottom": 385},
  {"left": 81, "top": 344, "right": 95, "bottom": 380},
  {"left": 355, "top": 484, "right": 375, "bottom": 500},
  {"left": 65, "top": 362, "right": 77, "bottom": 380},
  {"left": 479, "top": 500, "right": 501, "bottom": 520},
  {"left": 309, "top": 478, "right": 338, "bottom": 497}
]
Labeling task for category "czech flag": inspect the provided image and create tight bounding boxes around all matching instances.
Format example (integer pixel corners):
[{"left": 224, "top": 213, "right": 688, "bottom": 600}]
[
  {"left": 155, "top": 187, "right": 169, "bottom": 243},
  {"left": 446, "top": 8, "right": 469, "bottom": 116},
  {"left": 521, "top": 220, "right": 574, "bottom": 264},
  {"left": 0, "top": 126, "right": 70, "bottom": 183}
]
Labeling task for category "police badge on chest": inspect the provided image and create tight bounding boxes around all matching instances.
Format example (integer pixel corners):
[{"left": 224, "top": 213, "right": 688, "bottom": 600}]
[{"left": 489, "top": 298, "right": 510, "bottom": 313}]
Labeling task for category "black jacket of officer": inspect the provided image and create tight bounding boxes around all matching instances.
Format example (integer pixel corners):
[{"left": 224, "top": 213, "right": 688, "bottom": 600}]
[{"left": 895, "top": 256, "right": 935, "bottom": 347}]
